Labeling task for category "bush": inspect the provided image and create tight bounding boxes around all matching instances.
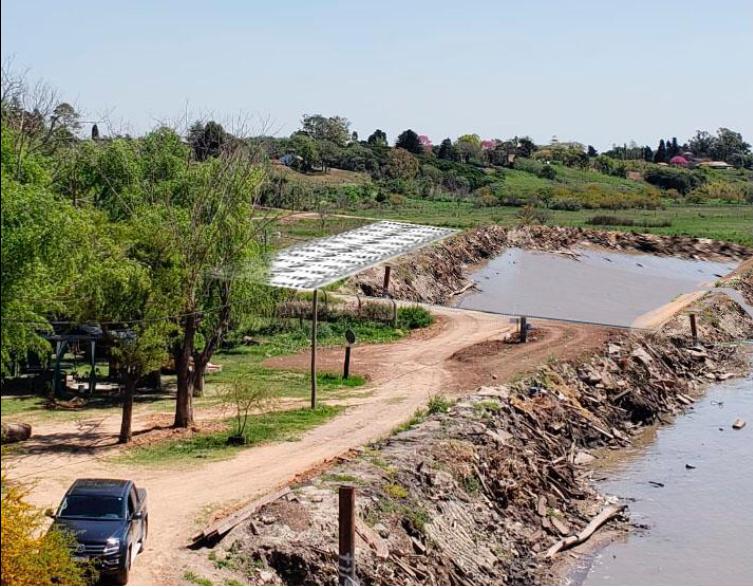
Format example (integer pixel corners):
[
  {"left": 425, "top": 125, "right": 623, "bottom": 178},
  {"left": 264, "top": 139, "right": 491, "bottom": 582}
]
[
  {"left": 397, "top": 306, "right": 434, "bottom": 329},
  {"left": 1, "top": 476, "right": 91, "bottom": 585},
  {"left": 538, "top": 164, "right": 557, "bottom": 180},
  {"left": 585, "top": 215, "right": 672, "bottom": 228},
  {"left": 516, "top": 204, "right": 552, "bottom": 225},
  {"left": 644, "top": 166, "right": 700, "bottom": 194}
]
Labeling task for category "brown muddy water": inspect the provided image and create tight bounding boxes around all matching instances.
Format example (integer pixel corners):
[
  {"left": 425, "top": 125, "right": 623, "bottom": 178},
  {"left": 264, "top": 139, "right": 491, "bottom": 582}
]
[
  {"left": 575, "top": 361, "right": 753, "bottom": 585},
  {"left": 455, "top": 248, "right": 736, "bottom": 326}
]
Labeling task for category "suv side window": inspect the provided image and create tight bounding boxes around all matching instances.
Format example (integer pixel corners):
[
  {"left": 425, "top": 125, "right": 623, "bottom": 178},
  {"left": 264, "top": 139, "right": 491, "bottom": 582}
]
[{"left": 127, "top": 491, "right": 136, "bottom": 518}]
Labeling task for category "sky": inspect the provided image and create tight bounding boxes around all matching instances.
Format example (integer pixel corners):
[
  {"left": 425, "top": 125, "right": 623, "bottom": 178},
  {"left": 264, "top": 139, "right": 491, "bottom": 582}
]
[{"left": 2, "top": 0, "right": 752, "bottom": 150}]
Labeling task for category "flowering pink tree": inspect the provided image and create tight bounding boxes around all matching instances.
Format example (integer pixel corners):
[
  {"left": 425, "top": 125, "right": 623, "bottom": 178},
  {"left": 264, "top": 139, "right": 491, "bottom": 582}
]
[
  {"left": 418, "top": 134, "right": 433, "bottom": 153},
  {"left": 481, "top": 139, "right": 499, "bottom": 151}
]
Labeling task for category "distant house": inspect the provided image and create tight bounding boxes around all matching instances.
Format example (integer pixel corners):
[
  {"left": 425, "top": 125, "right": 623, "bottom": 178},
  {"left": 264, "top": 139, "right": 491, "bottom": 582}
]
[
  {"left": 669, "top": 155, "right": 689, "bottom": 167},
  {"left": 698, "top": 160, "right": 733, "bottom": 170}
]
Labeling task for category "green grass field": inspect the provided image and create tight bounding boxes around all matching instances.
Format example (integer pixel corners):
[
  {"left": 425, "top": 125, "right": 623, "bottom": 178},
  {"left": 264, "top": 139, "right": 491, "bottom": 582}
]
[{"left": 345, "top": 199, "right": 752, "bottom": 245}]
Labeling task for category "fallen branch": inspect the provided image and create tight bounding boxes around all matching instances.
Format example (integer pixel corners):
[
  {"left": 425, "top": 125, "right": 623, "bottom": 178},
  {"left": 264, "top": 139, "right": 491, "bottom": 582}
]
[
  {"left": 545, "top": 503, "right": 626, "bottom": 558},
  {"left": 191, "top": 486, "right": 291, "bottom": 545},
  {"left": 450, "top": 281, "right": 477, "bottom": 296}
]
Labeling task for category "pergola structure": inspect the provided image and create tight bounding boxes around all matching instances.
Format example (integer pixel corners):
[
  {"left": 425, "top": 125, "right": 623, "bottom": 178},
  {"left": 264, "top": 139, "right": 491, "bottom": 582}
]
[{"left": 269, "top": 220, "right": 457, "bottom": 408}]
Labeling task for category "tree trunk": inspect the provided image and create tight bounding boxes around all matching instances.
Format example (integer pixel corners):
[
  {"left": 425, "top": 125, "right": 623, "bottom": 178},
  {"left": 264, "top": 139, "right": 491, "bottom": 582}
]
[
  {"left": 174, "top": 316, "right": 196, "bottom": 428},
  {"left": 118, "top": 376, "right": 136, "bottom": 444},
  {"left": 192, "top": 359, "right": 206, "bottom": 397}
]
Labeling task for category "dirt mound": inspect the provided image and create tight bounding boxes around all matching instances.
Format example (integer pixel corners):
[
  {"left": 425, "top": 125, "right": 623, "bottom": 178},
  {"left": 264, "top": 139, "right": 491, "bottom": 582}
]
[
  {"left": 210, "top": 294, "right": 753, "bottom": 585},
  {"left": 348, "top": 225, "right": 752, "bottom": 304}
]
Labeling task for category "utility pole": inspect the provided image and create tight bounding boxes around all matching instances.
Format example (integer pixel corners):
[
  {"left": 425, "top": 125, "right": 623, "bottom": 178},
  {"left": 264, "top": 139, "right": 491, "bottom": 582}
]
[{"left": 310, "top": 289, "right": 318, "bottom": 409}]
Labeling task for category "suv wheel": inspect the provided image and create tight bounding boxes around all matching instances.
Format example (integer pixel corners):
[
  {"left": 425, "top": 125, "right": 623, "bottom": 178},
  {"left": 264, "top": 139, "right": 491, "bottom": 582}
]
[{"left": 113, "top": 546, "right": 131, "bottom": 585}]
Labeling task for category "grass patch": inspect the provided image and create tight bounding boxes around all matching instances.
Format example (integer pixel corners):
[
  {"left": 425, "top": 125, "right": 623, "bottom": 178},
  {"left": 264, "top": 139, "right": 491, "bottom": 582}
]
[
  {"left": 391, "top": 408, "right": 426, "bottom": 435},
  {"left": 183, "top": 571, "right": 213, "bottom": 586},
  {"left": 347, "top": 200, "right": 753, "bottom": 246},
  {"left": 426, "top": 394, "right": 452, "bottom": 414},
  {"left": 384, "top": 483, "right": 409, "bottom": 499},
  {"left": 117, "top": 405, "right": 343, "bottom": 465},
  {"left": 321, "top": 472, "right": 363, "bottom": 484}
]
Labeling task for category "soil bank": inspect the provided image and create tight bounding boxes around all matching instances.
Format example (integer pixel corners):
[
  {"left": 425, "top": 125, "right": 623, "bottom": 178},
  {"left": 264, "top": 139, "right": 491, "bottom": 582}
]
[{"left": 199, "top": 294, "right": 753, "bottom": 585}]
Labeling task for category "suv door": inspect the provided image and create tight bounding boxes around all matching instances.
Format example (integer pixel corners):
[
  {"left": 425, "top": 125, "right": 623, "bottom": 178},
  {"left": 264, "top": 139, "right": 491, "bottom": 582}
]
[{"left": 127, "top": 488, "right": 140, "bottom": 552}]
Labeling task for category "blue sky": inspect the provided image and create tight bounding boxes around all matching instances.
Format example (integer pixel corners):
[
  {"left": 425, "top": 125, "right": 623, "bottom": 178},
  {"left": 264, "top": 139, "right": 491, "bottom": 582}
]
[{"left": 2, "top": 0, "right": 751, "bottom": 149}]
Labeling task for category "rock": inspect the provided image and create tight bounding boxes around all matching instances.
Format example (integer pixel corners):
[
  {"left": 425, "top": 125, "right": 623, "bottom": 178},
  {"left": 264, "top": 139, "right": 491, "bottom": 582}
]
[
  {"left": 485, "top": 429, "right": 512, "bottom": 445},
  {"left": 261, "top": 515, "right": 275, "bottom": 525},
  {"left": 1, "top": 422, "right": 32, "bottom": 444},
  {"left": 374, "top": 523, "right": 390, "bottom": 539},
  {"left": 550, "top": 516, "right": 571, "bottom": 536},
  {"left": 536, "top": 495, "right": 548, "bottom": 517},
  {"left": 717, "top": 373, "right": 735, "bottom": 381},
  {"left": 574, "top": 451, "right": 596, "bottom": 466},
  {"left": 631, "top": 348, "right": 653, "bottom": 367},
  {"left": 258, "top": 570, "right": 276, "bottom": 583},
  {"left": 732, "top": 418, "right": 746, "bottom": 430}
]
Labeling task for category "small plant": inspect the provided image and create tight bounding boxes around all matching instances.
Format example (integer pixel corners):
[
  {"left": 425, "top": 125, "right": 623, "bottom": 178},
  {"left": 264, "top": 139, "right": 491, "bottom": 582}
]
[
  {"left": 516, "top": 203, "right": 551, "bottom": 225},
  {"left": 220, "top": 379, "right": 275, "bottom": 444},
  {"left": 427, "top": 394, "right": 451, "bottom": 414},
  {"left": 184, "top": 570, "right": 213, "bottom": 585},
  {"left": 392, "top": 408, "right": 426, "bottom": 434},
  {"left": 461, "top": 474, "right": 482, "bottom": 494},
  {"left": 384, "top": 483, "right": 409, "bottom": 499}
]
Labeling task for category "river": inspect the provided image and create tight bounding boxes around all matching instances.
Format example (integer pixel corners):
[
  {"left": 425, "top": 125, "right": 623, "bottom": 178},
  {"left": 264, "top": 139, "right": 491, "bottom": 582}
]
[
  {"left": 576, "top": 360, "right": 753, "bottom": 585},
  {"left": 455, "top": 247, "right": 736, "bottom": 327}
]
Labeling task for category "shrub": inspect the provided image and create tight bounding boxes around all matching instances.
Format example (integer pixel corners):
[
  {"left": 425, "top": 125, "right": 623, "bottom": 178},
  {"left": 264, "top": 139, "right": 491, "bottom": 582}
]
[
  {"left": 1, "top": 476, "right": 91, "bottom": 585},
  {"left": 538, "top": 164, "right": 557, "bottom": 180},
  {"left": 426, "top": 394, "right": 452, "bottom": 414},
  {"left": 644, "top": 166, "right": 699, "bottom": 194},
  {"left": 585, "top": 215, "right": 672, "bottom": 228},
  {"left": 516, "top": 203, "right": 552, "bottom": 225},
  {"left": 397, "top": 306, "right": 434, "bottom": 329}
]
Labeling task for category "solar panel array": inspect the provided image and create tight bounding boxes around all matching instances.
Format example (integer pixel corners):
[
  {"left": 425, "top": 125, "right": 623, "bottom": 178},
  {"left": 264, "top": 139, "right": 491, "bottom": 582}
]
[{"left": 269, "top": 221, "right": 457, "bottom": 290}]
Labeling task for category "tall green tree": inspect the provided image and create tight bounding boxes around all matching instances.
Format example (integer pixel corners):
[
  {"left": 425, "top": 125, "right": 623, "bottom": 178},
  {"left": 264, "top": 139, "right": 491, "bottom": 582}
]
[{"left": 395, "top": 129, "right": 423, "bottom": 154}]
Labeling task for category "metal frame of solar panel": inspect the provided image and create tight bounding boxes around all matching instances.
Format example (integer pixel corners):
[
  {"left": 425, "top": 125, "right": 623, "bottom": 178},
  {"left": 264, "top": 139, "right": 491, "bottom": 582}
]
[{"left": 269, "top": 221, "right": 457, "bottom": 291}]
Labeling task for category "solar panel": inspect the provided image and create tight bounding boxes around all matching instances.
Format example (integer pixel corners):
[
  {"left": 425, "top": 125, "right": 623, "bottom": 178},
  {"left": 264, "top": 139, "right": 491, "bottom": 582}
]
[{"left": 269, "top": 221, "right": 457, "bottom": 290}]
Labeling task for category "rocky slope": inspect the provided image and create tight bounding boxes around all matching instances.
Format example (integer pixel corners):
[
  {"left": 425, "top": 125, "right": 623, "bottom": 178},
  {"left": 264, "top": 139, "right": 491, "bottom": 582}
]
[{"left": 205, "top": 294, "right": 753, "bottom": 585}]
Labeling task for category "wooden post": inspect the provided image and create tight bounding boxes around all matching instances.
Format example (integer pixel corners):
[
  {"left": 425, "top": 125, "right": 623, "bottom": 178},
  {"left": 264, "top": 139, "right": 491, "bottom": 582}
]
[
  {"left": 338, "top": 486, "right": 356, "bottom": 586},
  {"left": 382, "top": 265, "right": 392, "bottom": 294},
  {"left": 88, "top": 340, "right": 96, "bottom": 396},
  {"left": 520, "top": 316, "right": 528, "bottom": 343},
  {"left": 310, "top": 289, "right": 319, "bottom": 409},
  {"left": 343, "top": 346, "right": 351, "bottom": 380},
  {"left": 689, "top": 313, "right": 698, "bottom": 345}
]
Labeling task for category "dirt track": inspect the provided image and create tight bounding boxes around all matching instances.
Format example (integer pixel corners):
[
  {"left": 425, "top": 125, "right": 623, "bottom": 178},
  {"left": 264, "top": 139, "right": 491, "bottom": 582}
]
[{"left": 5, "top": 306, "right": 614, "bottom": 585}]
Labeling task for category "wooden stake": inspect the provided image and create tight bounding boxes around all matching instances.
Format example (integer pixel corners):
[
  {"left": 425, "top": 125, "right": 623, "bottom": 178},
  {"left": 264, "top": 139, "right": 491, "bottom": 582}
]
[
  {"left": 382, "top": 265, "right": 392, "bottom": 294},
  {"left": 310, "top": 289, "right": 318, "bottom": 409},
  {"left": 338, "top": 486, "right": 357, "bottom": 586},
  {"left": 689, "top": 313, "right": 698, "bottom": 345},
  {"left": 520, "top": 316, "right": 528, "bottom": 343},
  {"left": 343, "top": 346, "right": 351, "bottom": 380}
]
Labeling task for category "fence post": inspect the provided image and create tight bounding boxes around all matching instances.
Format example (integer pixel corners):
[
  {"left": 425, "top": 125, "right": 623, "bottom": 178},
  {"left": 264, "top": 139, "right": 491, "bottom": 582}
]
[
  {"left": 338, "top": 486, "right": 357, "bottom": 586},
  {"left": 382, "top": 265, "right": 392, "bottom": 295},
  {"left": 689, "top": 313, "right": 698, "bottom": 345},
  {"left": 310, "top": 289, "right": 318, "bottom": 409},
  {"left": 520, "top": 316, "right": 528, "bottom": 343}
]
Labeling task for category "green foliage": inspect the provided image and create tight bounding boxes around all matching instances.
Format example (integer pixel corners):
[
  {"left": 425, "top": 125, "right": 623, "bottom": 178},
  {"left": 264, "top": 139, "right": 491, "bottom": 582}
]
[
  {"left": 1, "top": 476, "right": 92, "bottom": 585},
  {"left": 427, "top": 394, "right": 451, "bottom": 414},
  {"left": 644, "top": 166, "right": 699, "bottom": 194},
  {"left": 397, "top": 305, "right": 434, "bottom": 329}
]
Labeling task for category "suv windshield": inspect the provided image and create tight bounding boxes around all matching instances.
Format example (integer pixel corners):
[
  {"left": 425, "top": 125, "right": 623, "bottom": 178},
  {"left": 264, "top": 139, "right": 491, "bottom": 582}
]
[{"left": 58, "top": 495, "right": 124, "bottom": 519}]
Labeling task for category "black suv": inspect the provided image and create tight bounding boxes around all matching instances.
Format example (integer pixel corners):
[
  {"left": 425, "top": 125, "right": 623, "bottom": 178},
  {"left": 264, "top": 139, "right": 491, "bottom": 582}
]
[{"left": 49, "top": 479, "right": 148, "bottom": 585}]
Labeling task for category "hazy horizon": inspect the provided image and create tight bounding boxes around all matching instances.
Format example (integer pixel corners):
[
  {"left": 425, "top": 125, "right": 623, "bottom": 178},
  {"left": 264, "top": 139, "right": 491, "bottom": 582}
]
[{"left": 2, "top": 0, "right": 751, "bottom": 150}]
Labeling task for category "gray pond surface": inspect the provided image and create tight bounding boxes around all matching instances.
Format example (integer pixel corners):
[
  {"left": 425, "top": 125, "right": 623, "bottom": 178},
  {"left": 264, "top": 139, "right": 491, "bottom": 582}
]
[
  {"left": 455, "top": 248, "right": 736, "bottom": 327},
  {"left": 579, "top": 363, "right": 753, "bottom": 585}
]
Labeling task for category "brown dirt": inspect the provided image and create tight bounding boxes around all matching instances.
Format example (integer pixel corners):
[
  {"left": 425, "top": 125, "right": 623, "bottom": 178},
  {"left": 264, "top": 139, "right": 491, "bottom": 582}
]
[{"left": 223, "top": 294, "right": 753, "bottom": 586}]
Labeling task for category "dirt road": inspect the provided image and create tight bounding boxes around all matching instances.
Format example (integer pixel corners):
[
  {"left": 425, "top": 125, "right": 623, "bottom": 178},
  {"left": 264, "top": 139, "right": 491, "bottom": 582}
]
[{"left": 4, "top": 305, "right": 614, "bottom": 584}]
